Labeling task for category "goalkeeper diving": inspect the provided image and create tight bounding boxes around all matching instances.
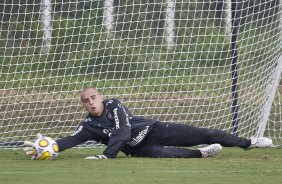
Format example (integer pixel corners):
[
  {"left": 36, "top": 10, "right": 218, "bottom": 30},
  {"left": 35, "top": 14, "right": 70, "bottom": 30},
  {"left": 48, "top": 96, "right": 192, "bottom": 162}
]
[{"left": 23, "top": 88, "right": 273, "bottom": 160}]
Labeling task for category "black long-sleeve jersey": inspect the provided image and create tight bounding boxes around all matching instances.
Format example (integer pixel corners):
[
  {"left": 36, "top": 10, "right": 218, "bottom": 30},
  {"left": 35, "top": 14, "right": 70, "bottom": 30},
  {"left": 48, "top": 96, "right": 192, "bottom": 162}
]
[{"left": 56, "top": 99, "right": 157, "bottom": 158}]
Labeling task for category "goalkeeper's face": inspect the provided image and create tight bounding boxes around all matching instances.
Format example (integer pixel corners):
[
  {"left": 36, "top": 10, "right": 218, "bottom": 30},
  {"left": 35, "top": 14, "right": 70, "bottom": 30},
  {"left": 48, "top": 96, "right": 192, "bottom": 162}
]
[{"left": 81, "top": 88, "right": 104, "bottom": 117}]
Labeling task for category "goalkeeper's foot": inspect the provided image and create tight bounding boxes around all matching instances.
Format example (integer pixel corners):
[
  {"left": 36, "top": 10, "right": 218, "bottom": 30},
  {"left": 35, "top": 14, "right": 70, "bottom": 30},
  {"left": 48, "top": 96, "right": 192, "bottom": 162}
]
[
  {"left": 249, "top": 137, "right": 273, "bottom": 148},
  {"left": 198, "top": 144, "right": 222, "bottom": 158}
]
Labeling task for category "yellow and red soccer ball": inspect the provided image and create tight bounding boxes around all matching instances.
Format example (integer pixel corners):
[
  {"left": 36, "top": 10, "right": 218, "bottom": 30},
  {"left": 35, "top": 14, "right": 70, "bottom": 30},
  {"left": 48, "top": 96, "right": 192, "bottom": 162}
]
[{"left": 32, "top": 136, "right": 59, "bottom": 160}]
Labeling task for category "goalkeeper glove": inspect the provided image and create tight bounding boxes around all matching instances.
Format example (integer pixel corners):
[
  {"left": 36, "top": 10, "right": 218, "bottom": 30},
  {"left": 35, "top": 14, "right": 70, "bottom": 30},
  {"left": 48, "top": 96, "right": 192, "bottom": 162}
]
[
  {"left": 22, "top": 133, "right": 43, "bottom": 160},
  {"left": 84, "top": 155, "right": 108, "bottom": 160}
]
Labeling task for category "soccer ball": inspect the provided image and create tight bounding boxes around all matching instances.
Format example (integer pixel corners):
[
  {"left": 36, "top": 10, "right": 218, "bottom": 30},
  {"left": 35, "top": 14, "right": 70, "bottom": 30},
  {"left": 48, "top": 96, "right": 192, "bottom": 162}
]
[{"left": 32, "top": 136, "right": 59, "bottom": 160}]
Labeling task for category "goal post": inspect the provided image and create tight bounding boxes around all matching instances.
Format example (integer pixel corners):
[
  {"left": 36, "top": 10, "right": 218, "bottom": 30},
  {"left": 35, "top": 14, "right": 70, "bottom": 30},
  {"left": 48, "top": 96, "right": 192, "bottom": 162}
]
[
  {"left": 257, "top": 56, "right": 282, "bottom": 138},
  {"left": 0, "top": 0, "right": 282, "bottom": 148}
]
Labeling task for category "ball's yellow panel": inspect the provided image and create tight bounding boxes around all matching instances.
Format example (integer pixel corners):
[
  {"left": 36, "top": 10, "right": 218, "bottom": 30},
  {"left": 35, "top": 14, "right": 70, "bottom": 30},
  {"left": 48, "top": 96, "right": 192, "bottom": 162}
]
[
  {"left": 53, "top": 144, "right": 59, "bottom": 153},
  {"left": 38, "top": 151, "right": 51, "bottom": 160},
  {"left": 39, "top": 139, "right": 49, "bottom": 147}
]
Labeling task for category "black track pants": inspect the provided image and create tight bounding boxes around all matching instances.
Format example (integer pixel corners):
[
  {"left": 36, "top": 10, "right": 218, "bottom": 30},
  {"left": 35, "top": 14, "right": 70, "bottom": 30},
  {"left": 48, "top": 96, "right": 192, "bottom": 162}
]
[{"left": 131, "top": 122, "right": 251, "bottom": 158}]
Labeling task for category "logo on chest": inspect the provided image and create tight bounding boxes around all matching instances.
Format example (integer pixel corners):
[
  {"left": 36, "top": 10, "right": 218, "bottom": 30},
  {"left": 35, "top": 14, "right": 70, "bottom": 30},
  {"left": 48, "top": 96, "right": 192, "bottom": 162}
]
[{"left": 106, "top": 110, "right": 113, "bottom": 120}]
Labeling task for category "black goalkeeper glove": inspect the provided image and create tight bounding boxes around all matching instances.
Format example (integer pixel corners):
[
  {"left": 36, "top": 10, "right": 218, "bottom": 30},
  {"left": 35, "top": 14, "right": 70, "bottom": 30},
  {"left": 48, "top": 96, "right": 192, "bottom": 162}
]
[{"left": 84, "top": 155, "right": 108, "bottom": 160}]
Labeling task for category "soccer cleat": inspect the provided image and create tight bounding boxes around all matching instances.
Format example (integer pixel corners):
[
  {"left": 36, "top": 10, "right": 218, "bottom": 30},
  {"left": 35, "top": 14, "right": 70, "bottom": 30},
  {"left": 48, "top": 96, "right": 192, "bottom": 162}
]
[
  {"left": 198, "top": 144, "right": 222, "bottom": 158},
  {"left": 249, "top": 137, "right": 273, "bottom": 148}
]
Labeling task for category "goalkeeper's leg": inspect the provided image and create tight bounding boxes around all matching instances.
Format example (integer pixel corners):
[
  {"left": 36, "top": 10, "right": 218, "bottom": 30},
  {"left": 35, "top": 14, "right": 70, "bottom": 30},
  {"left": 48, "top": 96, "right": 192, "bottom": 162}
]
[
  {"left": 131, "top": 122, "right": 272, "bottom": 158},
  {"left": 131, "top": 143, "right": 222, "bottom": 158},
  {"left": 132, "top": 144, "right": 201, "bottom": 158},
  {"left": 152, "top": 122, "right": 252, "bottom": 148}
]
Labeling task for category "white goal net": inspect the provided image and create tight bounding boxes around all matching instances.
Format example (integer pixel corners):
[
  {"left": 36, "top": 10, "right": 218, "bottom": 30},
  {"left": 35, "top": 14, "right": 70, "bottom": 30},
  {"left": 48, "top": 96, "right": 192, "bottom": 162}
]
[{"left": 0, "top": 0, "right": 282, "bottom": 148}]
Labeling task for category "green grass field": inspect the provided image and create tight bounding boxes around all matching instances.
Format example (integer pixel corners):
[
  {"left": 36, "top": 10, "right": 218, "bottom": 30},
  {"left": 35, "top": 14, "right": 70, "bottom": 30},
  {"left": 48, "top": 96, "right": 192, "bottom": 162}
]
[{"left": 0, "top": 147, "right": 281, "bottom": 184}]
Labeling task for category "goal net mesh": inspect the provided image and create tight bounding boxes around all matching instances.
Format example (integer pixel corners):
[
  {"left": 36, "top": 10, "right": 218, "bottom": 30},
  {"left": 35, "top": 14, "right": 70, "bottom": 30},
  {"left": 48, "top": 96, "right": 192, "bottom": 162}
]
[{"left": 0, "top": 0, "right": 281, "bottom": 147}]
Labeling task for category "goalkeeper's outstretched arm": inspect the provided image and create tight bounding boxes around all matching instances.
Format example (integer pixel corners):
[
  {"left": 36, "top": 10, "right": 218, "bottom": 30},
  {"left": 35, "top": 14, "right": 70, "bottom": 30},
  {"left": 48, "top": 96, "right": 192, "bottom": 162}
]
[
  {"left": 22, "top": 125, "right": 93, "bottom": 159},
  {"left": 56, "top": 131, "right": 92, "bottom": 152}
]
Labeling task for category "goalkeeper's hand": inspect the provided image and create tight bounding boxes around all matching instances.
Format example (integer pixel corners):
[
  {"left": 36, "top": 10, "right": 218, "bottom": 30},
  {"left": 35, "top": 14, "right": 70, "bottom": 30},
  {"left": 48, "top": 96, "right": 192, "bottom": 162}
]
[
  {"left": 84, "top": 155, "right": 108, "bottom": 160},
  {"left": 22, "top": 133, "right": 43, "bottom": 160}
]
